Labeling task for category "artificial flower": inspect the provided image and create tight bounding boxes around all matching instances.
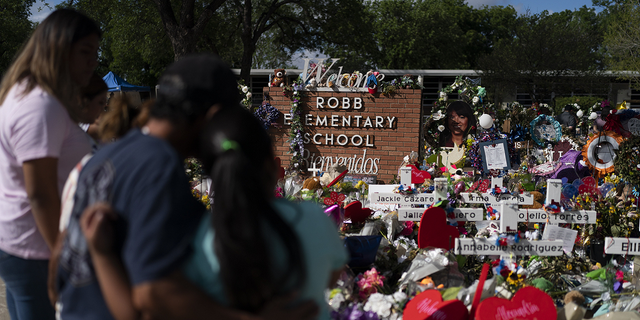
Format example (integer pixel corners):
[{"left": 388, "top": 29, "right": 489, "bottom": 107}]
[{"left": 438, "top": 125, "right": 445, "bottom": 132}]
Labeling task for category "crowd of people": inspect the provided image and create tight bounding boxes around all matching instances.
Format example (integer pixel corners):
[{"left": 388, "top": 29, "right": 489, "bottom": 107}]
[{"left": 0, "top": 8, "right": 346, "bottom": 320}]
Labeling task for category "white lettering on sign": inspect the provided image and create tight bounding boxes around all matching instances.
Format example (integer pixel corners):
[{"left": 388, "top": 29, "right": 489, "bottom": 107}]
[
  {"left": 302, "top": 149, "right": 380, "bottom": 174},
  {"left": 455, "top": 239, "right": 564, "bottom": 256},
  {"left": 301, "top": 58, "right": 385, "bottom": 92},
  {"left": 459, "top": 193, "right": 534, "bottom": 205},
  {"left": 516, "top": 209, "right": 596, "bottom": 224},
  {"left": 315, "top": 97, "right": 365, "bottom": 110},
  {"left": 604, "top": 237, "right": 640, "bottom": 255}
]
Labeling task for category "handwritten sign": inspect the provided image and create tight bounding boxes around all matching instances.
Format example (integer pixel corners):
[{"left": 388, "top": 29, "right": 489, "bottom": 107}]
[
  {"left": 398, "top": 208, "right": 484, "bottom": 222},
  {"left": 459, "top": 193, "right": 534, "bottom": 205},
  {"left": 455, "top": 238, "right": 564, "bottom": 256},
  {"left": 604, "top": 237, "right": 640, "bottom": 255},
  {"left": 516, "top": 209, "right": 596, "bottom": 224}
]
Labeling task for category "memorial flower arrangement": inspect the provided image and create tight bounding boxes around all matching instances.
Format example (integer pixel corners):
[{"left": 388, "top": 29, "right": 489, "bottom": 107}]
[
  {"left": 253, "top": 102, "right": 280, "bottom": 130},
  {"left": 237, "top": 80, "right": 253, "bottom": 109},
  {"left": 284, "top": 79, "right": 306, "bottom": 171}
]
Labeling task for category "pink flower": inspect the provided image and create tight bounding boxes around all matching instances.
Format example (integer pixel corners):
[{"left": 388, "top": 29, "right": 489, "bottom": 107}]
[
  {"left": 399, "top": 221, "right": 414, "bottom": 236},
  {"left": 616, "top": 270, "right": 624, "bottom": 281},
  {"left": 357, "top": 268, "right": 385, "bottom": 300}
]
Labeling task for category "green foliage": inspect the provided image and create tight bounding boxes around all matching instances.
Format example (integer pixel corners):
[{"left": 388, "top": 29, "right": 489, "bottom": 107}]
[
  {"left": 602, "top": 1, "right": 640, "bottom": 88},
  {"left": 477, "top": 8, "right": 607, "bottom": 104},
  {"left": 0, "top": 0, "right": 35, "bottom": 76},
  {"left": 553, "top": 96, "right": 605, "bottom": 115},
  {"left": 614, "top": 135, "right": 640, "bottom": 186}
]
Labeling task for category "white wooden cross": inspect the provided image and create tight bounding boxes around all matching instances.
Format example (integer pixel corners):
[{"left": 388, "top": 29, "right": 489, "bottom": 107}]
[{"left": 307, "top": 162, "right": 322, "bottom": 177}]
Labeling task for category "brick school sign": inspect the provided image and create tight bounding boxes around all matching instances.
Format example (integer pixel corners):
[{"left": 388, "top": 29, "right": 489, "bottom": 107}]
[{"left": 265, "top": 87, "right": 423, "bottom": 183}]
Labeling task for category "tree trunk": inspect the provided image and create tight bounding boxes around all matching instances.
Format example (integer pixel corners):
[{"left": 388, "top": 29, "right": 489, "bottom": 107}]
[{"left": 239, "top": 0, "right": 254, "bottom": 83}]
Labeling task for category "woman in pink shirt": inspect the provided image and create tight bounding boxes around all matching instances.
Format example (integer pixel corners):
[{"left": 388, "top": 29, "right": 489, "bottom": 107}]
[{"left": 0, "top": 9, "right": 100, "bottom": 320}]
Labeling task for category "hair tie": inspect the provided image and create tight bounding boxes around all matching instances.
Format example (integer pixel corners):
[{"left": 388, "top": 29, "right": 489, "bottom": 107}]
[{"left": 222, "top": 139, "right": 239, "bottom": 151}]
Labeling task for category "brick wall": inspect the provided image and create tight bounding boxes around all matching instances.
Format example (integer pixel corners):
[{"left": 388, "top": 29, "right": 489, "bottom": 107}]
[{"left": 264, "top": 87, "right": 423, "bottom": 184}]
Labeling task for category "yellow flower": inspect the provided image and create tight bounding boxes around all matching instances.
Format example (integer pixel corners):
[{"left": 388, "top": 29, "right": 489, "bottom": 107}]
[{"left": 567, "top": 264, "right": 573, "bottom": 270}]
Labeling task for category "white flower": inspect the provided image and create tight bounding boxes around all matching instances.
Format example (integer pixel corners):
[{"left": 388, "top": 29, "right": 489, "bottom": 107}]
[
  {"left": 329, "top": 292, "right": 344, "bottom": 310},
  {"left": 432, "top": 110, "right": 444, "bottom": 120},
  {"left": 589, "top": 112, "right": 598, "bottom": 120},
  {"left": 576, "top": 110, "right": 583, "bottom": 118},
  {"left": 242, "top": 86, "right": 249, "bottom": 93},
  {"left": 438, "top": 125, "right": 445, "bottom": 132},
  {"left": 472, "top": 96, "right": 480, "bottom": 105},
  {"left": 392, "top": 291, "right": 407, "bottom": 303},
  {"left": 246, "top": 92, "right": 252, "bottom": 98},
  {"left": 364, "top": 293, "right": 392, "bottom": 318}
]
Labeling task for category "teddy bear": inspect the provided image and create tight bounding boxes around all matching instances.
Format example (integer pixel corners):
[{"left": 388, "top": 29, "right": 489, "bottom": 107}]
[
  {"left": 300, "top": 176, "right": 322, "bottom": 200},
  {"left": 521, "top": 191, "right": 543, "bottom": 209},
  {"left": 320, "top": 164, "right": 348, "bottom": 187},
  {"left": 270, "top": 68, "right": 286, "bottom": 87}
]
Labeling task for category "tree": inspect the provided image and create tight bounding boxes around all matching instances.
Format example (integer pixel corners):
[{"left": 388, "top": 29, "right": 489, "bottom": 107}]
[
  {"left": 601, "top": 1, "right": 640, "bottom": 88},
  {"left": 476, "top": 7, "right": 607, "bottom": 106},
  {"left": 320, "top": 0, "right": 518, "bottom": 71},
  {"left": 0, "top": 0, "right": 35, "bottom": 75}
]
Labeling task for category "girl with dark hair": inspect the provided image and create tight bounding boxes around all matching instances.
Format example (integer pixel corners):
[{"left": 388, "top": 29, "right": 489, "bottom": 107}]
[
  {"left": 79, "top": 106, "right": 346, "bottom": 320},
  {"left": 439, "top": 101, "right": 476, "bottom": 147},
  {"left": 0, "top": 8, "right": 100, "bottom": 320}
]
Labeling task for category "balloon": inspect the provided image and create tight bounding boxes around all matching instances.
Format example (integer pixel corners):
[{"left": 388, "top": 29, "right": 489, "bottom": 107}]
[
  {"left": 562, "top": 185, "right": 579, "bottom": 200},
  {"left": 454, "top": 181, "right": 466, "bottom": 194},
  {"left": 479, "top": 114, "right": 493, "bottom": 129}
]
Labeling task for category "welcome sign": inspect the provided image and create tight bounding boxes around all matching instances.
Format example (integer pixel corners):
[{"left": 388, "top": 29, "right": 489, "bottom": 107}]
[{"left": 266, "top": 67, "right": 423, "bottom": 183}]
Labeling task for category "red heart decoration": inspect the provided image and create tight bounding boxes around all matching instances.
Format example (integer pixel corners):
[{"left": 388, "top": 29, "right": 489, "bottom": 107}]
[
  {"left": 403, "top": 290, "right": 468, "bottom": 320},
  {"left": 344, "top": 201, "right": 372, "bottom": 223},
  {"left": 408, "top": 165, "right": 431, "bottom": 184},
  {"left": 469, "top": 179, "right": 490, "bottom": 193},
  {"left": 582, "top": 176, "right": 597, "bottom": 188},
  {"left": 418, "top": 207, "right": 459, "bottom": 250},
  {"left": 578, "top": 184, "right": 598, "bottom": 197},
  {"left": 476, "top": 286, "right": 555, "bottom": 320},
  {"left": 323, "top": 191, "right": 346, "bottom": 206}
]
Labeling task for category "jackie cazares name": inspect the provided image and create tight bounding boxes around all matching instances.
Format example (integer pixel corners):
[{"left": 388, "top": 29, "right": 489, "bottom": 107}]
[{"left": 455, "top": 239, "right": 564, "bottom": 256}]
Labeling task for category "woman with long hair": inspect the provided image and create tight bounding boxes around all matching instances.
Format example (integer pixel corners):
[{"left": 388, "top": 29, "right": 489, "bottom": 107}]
[
  {"left": 78, "top": 73, "right": 109, "bottom": 146},
  {"left": 439, "top": 101, "right": 476, "bottom": 148},
  {"left": 0, "top": 9, "right": 100, "bottom": 319},
  {"left": 80, "top": 106, "right": 347, "bottom": 320}
]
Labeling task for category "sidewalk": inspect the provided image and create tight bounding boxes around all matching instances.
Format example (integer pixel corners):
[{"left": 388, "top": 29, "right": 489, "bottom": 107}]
[{"left": 0, "top": 280, "right": 10, "bottom": 320}]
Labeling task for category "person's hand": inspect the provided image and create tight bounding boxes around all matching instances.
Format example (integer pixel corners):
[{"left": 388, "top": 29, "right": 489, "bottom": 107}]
[
  {"left": 80, "top": 202, "right": 117, "bottom": 255},
  {"left": 258, "top": 291, "right": 319, "bottom": 320}
]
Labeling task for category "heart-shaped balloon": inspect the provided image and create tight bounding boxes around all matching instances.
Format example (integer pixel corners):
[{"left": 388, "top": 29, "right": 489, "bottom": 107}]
[
  {"left": 599, "top": 182, "right": 614, "bottom": 197},
  {"left": 578, "top": 184, "right": 598, "bottom": 197},
  {"left": 572, "top": 178, "right": 584, "bottom": 188},
  {"left": 344, "top": 200, "right": 372, "bottom": 224},
  {"left": 562, "top": 185, "right": 579, "bottom": 200},
  {"left": 403, "top": 289, "right": 468, "bottom": 320},
  {"left": 417, "top": 207, "right": 459, "bottom": 250},
  {"left": 476, "top": 287, "right": 555, "bottom": 320},
  {"left": 582, "top": 176, "right": 597, "bottom": 188}
]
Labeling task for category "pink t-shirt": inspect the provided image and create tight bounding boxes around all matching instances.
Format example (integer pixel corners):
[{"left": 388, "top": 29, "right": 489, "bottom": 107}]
[{"left": 0, "top": 83, "right": 90, "bottom": 259}]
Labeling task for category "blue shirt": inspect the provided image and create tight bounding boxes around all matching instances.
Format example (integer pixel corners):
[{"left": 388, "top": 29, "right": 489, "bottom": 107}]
[
  {"left": 183, "top": 199, "right": 348, "bottom": 320},
  {"left": 57, "top": 129, "right": 205, "bottom": 320}
]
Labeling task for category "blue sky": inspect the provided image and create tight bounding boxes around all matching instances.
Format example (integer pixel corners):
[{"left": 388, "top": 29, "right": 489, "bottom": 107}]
[{"left": 30, "top": 0, "right": 599, "bottom": 22}]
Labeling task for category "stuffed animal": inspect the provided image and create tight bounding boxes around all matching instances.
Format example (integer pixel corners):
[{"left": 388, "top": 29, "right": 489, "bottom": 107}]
[
  {"left": 521, "top": 191, "right": 543, "bottom": 209},
  {"left": 302, "top": 177, "right": 322, "bottom": 191},
  {"left": 320, "top": 164, "right": 348, "bottom": 187},
  {"left": 270, "top": 69, "right": 286, "bottom": 87}
]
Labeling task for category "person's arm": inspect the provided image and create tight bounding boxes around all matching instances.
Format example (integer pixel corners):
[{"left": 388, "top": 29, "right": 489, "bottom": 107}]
[
  {"left": 81, "top": 203, "right": 140, "bottom": 320},
  {"left": 48, "top": 230, "right": 66, "bottom": 305},
  {"left": 23, "top": 157, "right": 60, "bottom": 250},
  {"left": 132, "top": 275, "right": 318, "bottom": 320}
]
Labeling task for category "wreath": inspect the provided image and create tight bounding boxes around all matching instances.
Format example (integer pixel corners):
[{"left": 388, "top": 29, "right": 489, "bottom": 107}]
[
  {"left": 529, "top": 114, "right": 562, "bottom": 146},
  {"left": 423, "top": 76, "right": 490, "bottom": 148},
  {"left": 468, "top": 127, "right": 518, "bottom": 176},
  {"left": 614, "top": 135, "right": 640, "bottom": 185},
  {"left": 254, "top": 102, "right": 280, "bottom": 130},
  {"left": 582, "top": 131, "right": 624, "bottom": 178}
]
